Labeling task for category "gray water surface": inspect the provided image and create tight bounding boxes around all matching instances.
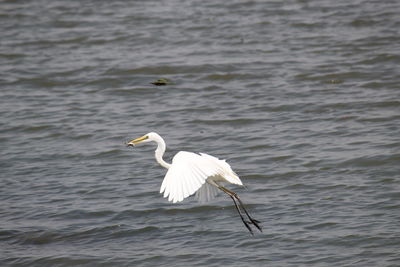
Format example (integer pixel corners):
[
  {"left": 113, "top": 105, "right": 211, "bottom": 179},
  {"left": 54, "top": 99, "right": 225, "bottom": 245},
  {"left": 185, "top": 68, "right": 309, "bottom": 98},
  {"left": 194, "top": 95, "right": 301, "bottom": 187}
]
[{"left": 1, "top": 0, "right": 400, "bottom": 266}]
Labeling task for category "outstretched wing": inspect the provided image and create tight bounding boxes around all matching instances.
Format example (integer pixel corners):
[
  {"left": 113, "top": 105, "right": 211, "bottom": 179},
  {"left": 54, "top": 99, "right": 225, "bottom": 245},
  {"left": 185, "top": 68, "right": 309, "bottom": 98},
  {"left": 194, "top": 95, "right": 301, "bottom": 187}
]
[{"left": 160, "top": 151, "right": 242, "bottom": 203}]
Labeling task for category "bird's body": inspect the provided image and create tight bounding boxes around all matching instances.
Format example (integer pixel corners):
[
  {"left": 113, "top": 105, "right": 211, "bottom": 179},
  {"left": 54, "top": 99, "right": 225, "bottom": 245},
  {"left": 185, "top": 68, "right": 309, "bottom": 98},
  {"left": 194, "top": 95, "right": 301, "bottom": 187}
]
[
  {"left": 127, "top": 132, "right": 262, "bottom": 234},
  {"left": 162, "top": 151, "right": 242, "bottom": 203}
]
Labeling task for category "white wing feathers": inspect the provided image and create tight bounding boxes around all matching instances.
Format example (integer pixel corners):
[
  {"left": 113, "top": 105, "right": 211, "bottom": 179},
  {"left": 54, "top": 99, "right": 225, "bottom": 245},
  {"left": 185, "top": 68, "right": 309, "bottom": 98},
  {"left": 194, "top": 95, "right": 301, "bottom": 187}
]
[
  {"left": 195, "top": 182, "right": 220, "bottom": 203},
  {"left": 160, "top": 151, "right": 242, "bottom": 203}
]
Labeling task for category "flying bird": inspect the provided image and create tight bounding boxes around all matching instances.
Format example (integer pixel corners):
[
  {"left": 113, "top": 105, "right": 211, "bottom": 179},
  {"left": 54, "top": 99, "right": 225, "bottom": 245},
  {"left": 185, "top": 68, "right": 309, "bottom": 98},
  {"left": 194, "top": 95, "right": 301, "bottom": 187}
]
[{"left": 127, "top": 132, "right": 262, "bottom": 234}]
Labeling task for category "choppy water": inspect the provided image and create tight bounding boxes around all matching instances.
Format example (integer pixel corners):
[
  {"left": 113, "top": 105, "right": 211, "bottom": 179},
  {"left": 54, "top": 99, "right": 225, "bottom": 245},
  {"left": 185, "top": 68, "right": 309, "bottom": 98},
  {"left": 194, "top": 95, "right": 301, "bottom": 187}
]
[{"left": 1, "top": 0, "right": 400, "bottom": 266}]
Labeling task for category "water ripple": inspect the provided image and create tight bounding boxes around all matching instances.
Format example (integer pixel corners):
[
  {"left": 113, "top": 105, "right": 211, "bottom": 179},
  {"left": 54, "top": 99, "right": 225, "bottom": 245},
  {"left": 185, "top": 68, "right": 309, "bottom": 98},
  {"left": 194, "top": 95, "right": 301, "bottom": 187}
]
[{"left": 1, "top": 0, "right": 400, "bottom": 266}]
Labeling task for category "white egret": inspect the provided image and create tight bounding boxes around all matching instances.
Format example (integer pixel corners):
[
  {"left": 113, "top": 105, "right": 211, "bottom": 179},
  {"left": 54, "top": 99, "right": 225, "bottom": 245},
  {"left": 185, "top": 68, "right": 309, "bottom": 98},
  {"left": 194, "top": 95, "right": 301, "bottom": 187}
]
[{"left": 127, "top": 132, "right": 262, "bottom": 234}]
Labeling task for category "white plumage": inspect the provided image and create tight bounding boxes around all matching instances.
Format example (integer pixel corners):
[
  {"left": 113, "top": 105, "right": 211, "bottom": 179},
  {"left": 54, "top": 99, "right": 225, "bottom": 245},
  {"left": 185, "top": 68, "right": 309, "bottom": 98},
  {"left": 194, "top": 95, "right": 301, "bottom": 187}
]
[
  {"left": 127, "top": 132, "right": 262, "bottom": 234},
  {"left": 160, "top": 151, "right": 242, "bottom": 203}
]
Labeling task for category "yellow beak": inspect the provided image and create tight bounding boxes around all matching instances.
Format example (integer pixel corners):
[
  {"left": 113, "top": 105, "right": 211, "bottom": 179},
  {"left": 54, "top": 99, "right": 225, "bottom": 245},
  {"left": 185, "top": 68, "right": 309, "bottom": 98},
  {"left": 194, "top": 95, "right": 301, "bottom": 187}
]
[{"left": 127, "top": 135, "right": 148, "bottom": 146}]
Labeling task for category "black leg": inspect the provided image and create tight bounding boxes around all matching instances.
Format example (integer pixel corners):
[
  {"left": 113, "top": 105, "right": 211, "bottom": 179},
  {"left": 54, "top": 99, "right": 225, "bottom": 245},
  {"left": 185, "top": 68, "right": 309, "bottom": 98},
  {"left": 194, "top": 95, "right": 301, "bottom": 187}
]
[
  {"left": 218, "top": 185, "right": 262, "bottom": 233},
  {"left": 233, "top": 193, "right": 263, "bottom": 232},
  {"left": 228, "top": 194, "right": 254, "bottom": 235}
]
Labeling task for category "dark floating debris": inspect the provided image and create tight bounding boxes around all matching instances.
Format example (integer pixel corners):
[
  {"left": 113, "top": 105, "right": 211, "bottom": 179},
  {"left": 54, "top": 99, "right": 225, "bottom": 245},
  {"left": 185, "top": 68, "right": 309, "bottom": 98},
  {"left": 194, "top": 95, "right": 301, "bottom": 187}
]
[{"left": 151, "top": 78, "right": 172, "bottom": 86}]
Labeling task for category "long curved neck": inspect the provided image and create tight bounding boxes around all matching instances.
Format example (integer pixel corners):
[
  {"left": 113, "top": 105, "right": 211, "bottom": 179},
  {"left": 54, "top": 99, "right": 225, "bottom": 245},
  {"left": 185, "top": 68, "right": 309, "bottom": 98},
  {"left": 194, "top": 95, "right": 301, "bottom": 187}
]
[{"left": 154, "top": 137, "right": 171, "bottom": 169}]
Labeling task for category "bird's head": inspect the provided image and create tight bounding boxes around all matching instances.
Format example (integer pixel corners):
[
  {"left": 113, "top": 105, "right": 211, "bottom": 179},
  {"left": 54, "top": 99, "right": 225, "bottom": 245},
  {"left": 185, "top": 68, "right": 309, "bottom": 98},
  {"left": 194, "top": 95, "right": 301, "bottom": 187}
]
[{"left": 127, "top": 132, "right": 160, "bottom": 147}]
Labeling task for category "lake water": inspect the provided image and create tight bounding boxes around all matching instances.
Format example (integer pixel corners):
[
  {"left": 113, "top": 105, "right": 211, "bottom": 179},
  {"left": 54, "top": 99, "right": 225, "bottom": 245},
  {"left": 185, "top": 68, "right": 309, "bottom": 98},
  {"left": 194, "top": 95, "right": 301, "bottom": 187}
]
[{"left": 1, "top": 0, "right": 400, "bottom": 266}]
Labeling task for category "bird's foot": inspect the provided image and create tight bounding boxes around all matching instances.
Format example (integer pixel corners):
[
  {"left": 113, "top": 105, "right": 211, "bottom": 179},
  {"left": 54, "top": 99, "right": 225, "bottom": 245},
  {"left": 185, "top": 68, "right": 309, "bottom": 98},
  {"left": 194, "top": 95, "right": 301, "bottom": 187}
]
[{"left": 249, "top": 218, "right": 262, "bottom": 232}]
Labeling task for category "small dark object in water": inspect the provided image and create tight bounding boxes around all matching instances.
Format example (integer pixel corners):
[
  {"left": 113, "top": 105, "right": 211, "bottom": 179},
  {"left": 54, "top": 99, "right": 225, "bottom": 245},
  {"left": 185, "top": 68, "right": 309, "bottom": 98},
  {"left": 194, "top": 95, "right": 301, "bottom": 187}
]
[{"left": 151, "top": 78, "right": 172, "bottom": 86}]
